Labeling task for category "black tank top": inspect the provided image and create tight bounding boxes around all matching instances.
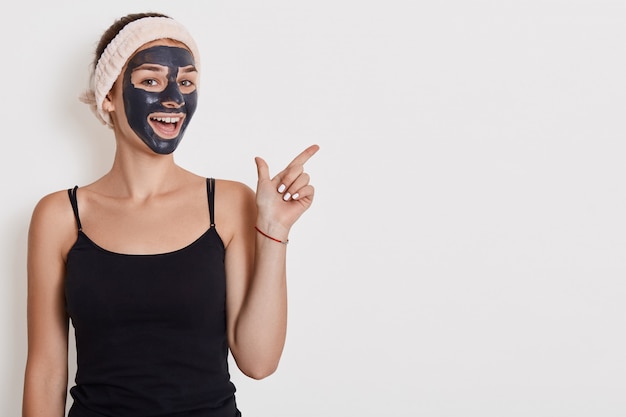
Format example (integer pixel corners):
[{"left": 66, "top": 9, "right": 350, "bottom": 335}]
[{"left": 65, "top": 178, "right": 240, "bottom": 417}]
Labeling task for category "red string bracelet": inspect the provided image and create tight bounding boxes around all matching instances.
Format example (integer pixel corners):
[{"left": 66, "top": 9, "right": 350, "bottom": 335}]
[{"left": 255, "top": 226, "right": 289, "bottom": 244}]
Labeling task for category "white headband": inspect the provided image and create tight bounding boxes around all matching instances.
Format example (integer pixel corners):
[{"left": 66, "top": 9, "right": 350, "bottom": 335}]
[{"left": 79, "top": 16, "right": 201, "bottom": 127}]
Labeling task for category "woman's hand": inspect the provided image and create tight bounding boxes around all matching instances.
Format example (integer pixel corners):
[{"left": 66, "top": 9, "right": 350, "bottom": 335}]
[{"left": 254, "top": 144, "right": 319, "bottom": 233}]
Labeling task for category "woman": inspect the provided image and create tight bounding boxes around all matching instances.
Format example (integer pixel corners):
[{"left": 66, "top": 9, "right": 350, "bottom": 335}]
[{"left": 22, "top": 12, "right": 318, "bottom": 417}]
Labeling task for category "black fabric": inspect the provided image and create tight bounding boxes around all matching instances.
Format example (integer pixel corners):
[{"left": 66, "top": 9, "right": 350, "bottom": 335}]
[{"left": 65, "top": 179, "right": 240, "bottom": 417}]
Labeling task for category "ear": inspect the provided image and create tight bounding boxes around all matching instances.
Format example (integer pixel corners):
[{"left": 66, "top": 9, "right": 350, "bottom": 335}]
[{"left": 102, "top": 94, "right": 115, "bottom": 112}]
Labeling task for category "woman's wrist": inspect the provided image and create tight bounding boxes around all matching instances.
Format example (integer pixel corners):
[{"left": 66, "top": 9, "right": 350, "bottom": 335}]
[
  {"left": 254, "top": 219, "right": 290, "bottom": 243},
  {"left": 255, "top": 226, "right": 289, "bottom": 244}
]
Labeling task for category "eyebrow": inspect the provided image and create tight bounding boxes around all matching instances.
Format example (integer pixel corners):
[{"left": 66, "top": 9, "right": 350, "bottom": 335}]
[
  {"left": 180, "top": 66, "right": 198, "bottom": 74},
  {"left": 132, "top": 64, "right": 168, "bottom": 73},
  {"left": 131, "top": 64, "right": 197, "bottom": 74}
]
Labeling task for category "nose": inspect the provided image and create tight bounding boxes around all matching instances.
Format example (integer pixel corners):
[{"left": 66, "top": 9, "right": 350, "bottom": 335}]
[{"left": 161, "top": 81, "right": 185, "bottom": 108}]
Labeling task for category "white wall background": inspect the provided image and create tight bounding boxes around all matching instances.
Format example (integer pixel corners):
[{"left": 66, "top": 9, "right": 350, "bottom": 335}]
[{"left": 2, "top": 1, "right": 625, "bottom": 416}]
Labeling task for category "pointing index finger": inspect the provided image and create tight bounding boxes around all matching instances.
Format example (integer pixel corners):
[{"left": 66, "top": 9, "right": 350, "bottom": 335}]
[{"left": 288, "top": 144, "right": 320, "bottom": 167}]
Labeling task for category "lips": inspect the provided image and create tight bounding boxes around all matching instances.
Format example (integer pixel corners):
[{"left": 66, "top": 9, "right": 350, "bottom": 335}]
[{"left": 148, "top": 113, "right": 185, "bottom": 139}]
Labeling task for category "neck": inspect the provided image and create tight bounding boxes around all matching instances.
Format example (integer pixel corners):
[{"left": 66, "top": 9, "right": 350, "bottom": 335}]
[{"left": 105, "top": 144, "right": 185, "bottom": 200}]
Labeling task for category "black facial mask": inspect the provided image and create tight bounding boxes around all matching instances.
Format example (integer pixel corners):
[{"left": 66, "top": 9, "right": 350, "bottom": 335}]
[{"left": 122, "top": 46, "right": 198, "bottom": 155}]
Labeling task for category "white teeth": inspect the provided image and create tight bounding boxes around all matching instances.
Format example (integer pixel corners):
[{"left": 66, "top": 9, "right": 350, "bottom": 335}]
[{"left": 152, "top": 116, "right": 180, "bottom": 123}]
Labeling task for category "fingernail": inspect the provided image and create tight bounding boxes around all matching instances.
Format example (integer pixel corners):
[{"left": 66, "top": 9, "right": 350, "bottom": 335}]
[
  {"left": 292, "top": 193, "right": 299, "bottom": 200},
  {"left": 283, "top": 192, "right": 291, "bottom": 201},
  {"left": 278, "top": 184, "right": 286, "bottom": 193}
]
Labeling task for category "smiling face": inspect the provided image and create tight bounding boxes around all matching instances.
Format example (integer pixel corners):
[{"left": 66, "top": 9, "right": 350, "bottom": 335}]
[{"left": 122, "top": 44, "right": 198, "bottom": 154}]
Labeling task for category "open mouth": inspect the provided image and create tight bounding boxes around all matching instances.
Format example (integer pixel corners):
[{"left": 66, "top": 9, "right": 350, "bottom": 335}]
[{"left": 148, "top": 114, "right": 185, "bottom": 139}]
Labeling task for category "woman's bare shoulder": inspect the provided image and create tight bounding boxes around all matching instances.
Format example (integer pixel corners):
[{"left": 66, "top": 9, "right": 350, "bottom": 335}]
[
  {"left": 214, "top": 179, "right": 256, "bottom": 215},
  {"left": 212, "top": 179, "right": 256, "bottom": 243},
  {"left": 214, "top": 179, "right": 255, "bottom": 198},
  {"left": 31, "top": 189, "right": 73, "bottom": 221},
  {"left": 29, "top": 189, "right": 78, "bottom": 257}
]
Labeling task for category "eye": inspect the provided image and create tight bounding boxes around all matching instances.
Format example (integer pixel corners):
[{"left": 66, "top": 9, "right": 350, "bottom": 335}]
[
  {"left": 178, "top": 79, "right": 197, "bottom": 94},
  {"left": 141, "top": 79, "right": 159, "bottom": 87}
]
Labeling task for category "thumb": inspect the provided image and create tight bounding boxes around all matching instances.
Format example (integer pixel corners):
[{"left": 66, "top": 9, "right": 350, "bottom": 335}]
[{"left": 255, "top": 156, "right": 270, "bottom": 181}]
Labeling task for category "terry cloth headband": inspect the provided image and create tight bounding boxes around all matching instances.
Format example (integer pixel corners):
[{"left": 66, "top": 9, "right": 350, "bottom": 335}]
[{"left": 79, "top": 16, "right": 201, "bottom": 127}]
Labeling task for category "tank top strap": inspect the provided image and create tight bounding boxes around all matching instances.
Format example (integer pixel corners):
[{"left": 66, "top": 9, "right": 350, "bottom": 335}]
[
  {"left": 206, "top": 178, "right": 216, "bottom": 227},
  {"left": 67, "top": 185, "right": 83, "bottom": 231}
]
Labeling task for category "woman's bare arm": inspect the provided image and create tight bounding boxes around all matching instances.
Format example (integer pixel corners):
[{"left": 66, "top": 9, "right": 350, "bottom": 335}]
[
  {"left": 23, "top": 192, "right": 75, "bottom": 417},
  {"left": 224, "top": 145, "right": 318, "bottom": 379}
]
